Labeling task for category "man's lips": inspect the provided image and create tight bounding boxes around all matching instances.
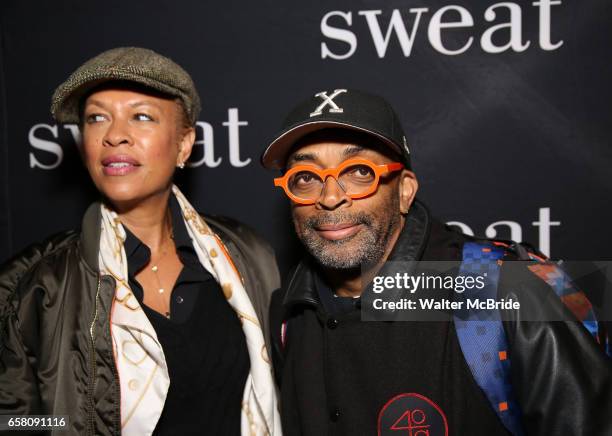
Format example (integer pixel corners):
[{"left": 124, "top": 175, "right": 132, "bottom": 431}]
[
  {"left": 101, "top": 155, "right": 141, "bottom": 176},
  {"left": 315, "top": 223, "right": 363, "bottom": 240}
]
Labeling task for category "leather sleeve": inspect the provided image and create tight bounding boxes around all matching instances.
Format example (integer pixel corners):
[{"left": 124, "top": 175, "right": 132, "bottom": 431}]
[
  {"left": 269, "top": 288, "right": 286, "bottom": 386},
  {"left": 500, "top": 262, "right": 612, "bottom": 436},
  {"left": 0, "top": 232, "right": 77, "bottom": 416}
]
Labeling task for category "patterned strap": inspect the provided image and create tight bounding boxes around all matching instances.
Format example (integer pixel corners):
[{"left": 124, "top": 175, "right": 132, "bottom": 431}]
[
  {"left": 495, "top": 240, "right": 609, "bottom": 357},
  {"left": 525, "top": 259, "right": 609, "bottom": 357},
  {"left": 454, "top": 242, "right": 525, "bottom": 436}
]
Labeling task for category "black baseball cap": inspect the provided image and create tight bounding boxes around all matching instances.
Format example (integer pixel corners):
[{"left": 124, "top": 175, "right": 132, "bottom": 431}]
[{"left": 261, "top": 88, "right": 411, "bottom": 169}]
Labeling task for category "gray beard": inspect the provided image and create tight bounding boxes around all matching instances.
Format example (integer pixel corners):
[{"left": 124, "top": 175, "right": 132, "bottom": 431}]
[{"left": 297, "top": 207, "right": 401, "bottom": 270}]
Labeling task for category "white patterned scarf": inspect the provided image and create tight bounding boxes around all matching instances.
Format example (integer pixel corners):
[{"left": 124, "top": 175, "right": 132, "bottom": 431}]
[{"left": 98, "top": 185, "right": 281, "bottom": 436}]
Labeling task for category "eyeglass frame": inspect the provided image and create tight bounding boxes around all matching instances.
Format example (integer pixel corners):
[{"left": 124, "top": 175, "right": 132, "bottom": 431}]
[{"left": 274, "top": 157, "right": 404, "bottom": 205}]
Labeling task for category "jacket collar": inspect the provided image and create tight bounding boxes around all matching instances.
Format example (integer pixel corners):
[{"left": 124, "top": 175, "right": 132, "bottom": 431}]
[
  {"left": 391, "top": 199, "right": 431, "bottom": 263},
  {"left": 283, "top": 199, "right": 431, "bottom": 308},
  {"left": 80, "top": 201, "right": 102, "bottom": 272}
]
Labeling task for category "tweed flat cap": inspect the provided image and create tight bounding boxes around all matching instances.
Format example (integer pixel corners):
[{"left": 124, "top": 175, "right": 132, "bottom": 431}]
[{"left": 51, "top": 47, "right": 201, "bottom": 124}]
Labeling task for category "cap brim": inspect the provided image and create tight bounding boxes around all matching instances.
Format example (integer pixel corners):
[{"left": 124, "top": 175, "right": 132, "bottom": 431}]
[
  {"left": 261, "top": 121, "right": 403, "bottom": 169},
  {"left": 51, "top": 72, "right": 186, "bottom": 124}
]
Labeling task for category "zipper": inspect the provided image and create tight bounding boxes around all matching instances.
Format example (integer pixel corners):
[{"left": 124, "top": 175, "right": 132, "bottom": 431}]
[
  {"left": 87, "top": 275, "right": 101, "bottom": 436},
  {"left": 107, "top": 287, "right": 121, "bottom": 435}
]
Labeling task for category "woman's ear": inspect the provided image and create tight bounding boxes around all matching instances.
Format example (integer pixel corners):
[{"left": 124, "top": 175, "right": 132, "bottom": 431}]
[
  {"left": 177, "top": 127, "right": 196, "bottom": 166},
  {"left": 398, "top": 170, "right": 418, "bottom": 214}
]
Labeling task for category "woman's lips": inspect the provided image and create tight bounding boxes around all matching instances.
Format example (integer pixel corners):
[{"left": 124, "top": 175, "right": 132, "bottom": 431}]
[
  {"left": 102, "top": 163, "right": 140, "bottom": 176},
  {"left": 101, "top": 155, "right": 141, "bottom": 176},
  {"left": 315, "top": 223, "right": 362, "bottom": 240}
]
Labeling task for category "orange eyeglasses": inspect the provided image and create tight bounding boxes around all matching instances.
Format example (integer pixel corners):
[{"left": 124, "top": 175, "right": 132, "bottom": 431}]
[{"left": 274, "top": 157, "right": 404, "bottom": 205}]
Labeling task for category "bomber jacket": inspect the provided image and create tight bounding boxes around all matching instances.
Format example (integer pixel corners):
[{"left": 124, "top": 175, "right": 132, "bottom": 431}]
[
  {"left": 0, "top": 202, "right": 280, "bottom": 435},
  {"left": 270, "top": 200, "right": 612, "bottom": 436}
]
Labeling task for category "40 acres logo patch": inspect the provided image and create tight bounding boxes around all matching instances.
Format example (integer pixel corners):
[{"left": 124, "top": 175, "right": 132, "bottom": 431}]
[{"left": 378, "top": 393, "right": 448, "bottom": 436}]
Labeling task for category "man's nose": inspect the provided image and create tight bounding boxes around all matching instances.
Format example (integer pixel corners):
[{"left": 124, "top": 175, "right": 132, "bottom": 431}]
[
  {"left": 103, "top": 118, "right": 133, "bottom": 147},
  {"left": 315, "top": 176, "right": 351, "bottom": 210}
]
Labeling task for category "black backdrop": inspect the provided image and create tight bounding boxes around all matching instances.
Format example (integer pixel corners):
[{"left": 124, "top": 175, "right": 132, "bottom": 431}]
[{"left": 1, "top": 0, "right": 610, "bottom": 276}]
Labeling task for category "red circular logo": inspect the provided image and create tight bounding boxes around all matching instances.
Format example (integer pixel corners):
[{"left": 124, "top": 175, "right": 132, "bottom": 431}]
[{"left": 378, "top": 393, "right": 448, "bottom": 436}]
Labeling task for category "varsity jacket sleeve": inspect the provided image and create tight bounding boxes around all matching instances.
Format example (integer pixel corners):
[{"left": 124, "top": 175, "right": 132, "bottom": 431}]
[{"left": 500, "top": 262, "right": 612, "bottom": 436}]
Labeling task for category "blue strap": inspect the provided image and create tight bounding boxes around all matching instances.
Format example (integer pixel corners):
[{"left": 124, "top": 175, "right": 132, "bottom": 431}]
[
  {"left": 454, "top": 242, "right": 525, "bottom": 436},
  {"left": 524, "top": 257, "right": 610, "bottom": 357}
]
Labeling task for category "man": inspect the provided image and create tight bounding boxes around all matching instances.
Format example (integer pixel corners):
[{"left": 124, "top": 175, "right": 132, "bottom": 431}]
[{"left": 262, "top": 89, "right": 611, "bottom": 436}]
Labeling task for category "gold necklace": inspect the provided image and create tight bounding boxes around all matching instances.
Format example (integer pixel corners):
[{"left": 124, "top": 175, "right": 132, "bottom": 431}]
[
  {"left": 149, "top": 213, "right": 174, "bottom": 318},
  {"left": 151, "top": 247, "right": 170, "bottom": 294}
]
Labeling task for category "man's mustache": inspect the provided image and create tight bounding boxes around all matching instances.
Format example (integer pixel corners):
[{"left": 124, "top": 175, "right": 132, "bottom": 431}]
[{"left": 304, "top": 212, "right": 373, "bottom": 229}]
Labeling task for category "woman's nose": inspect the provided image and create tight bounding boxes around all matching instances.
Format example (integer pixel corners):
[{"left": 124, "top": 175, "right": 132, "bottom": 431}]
[{"left": 103, "top": 118, "right": 132, "bottom": 147}]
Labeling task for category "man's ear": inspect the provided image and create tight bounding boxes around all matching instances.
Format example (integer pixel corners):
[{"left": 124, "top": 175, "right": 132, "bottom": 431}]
[
  {"left": 398, "top": 170, "right": 418, "bottom": 214},
  {"left": 177, "top": 127, "right": 196, "bottom": 166}
]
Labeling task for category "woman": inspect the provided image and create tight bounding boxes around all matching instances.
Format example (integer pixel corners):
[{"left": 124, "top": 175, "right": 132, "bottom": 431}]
[{"left": 0, "top": 47, "right": 281, "bottom": 436}]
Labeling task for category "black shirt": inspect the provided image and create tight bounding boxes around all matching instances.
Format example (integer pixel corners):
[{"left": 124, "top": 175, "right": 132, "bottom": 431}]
[
  {"left": 123, "top": 195, "right": 249, "bottom": 436},
  {"left": 315, "top": 273, "right": 360, "bottom": 315}
]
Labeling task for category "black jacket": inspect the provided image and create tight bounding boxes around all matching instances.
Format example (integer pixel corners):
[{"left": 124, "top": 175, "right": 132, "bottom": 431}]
[
  {"left": 270, "top": 200, "right": 612, "bottom": 436},
  {"left": 0, "top": 202, "right": 280, "bottom": 435}
]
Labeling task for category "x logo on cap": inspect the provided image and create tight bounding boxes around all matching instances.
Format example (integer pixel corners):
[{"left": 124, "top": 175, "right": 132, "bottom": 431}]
[{"left": 309, "top": 89, "right": 348, "bottom": 117}]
